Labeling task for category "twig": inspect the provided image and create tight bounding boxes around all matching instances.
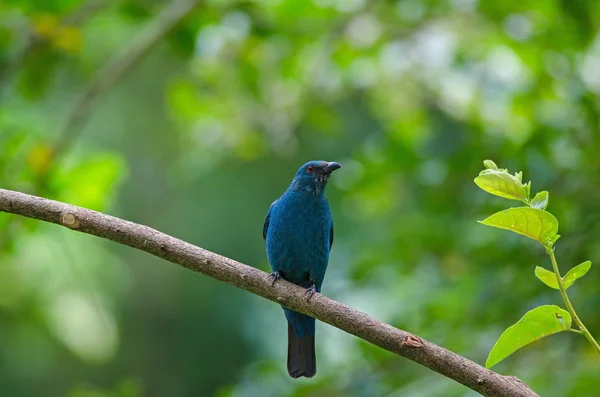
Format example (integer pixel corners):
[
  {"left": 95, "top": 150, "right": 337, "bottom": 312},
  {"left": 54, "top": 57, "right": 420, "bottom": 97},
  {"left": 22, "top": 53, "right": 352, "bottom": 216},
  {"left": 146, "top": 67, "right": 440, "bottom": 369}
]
[
  {"left": 548, "top": 249, "right": 600, "bottom": 353},
  {"left": 51, "top": 0, "right": 202, "bottom": 163},
  {"left": 0, "top": 188, "right": 539, "bottom": 397}
]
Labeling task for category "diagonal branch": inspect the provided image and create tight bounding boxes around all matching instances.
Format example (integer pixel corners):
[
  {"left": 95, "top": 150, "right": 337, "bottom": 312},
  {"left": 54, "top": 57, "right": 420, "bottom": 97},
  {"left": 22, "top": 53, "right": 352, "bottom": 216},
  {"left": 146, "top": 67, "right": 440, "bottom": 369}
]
[
  {"left": 52, "top": 0, "right": 202, "bottom": 162},
  {"left": 0, "top": 188, "right": 538, "bottom": 397}
]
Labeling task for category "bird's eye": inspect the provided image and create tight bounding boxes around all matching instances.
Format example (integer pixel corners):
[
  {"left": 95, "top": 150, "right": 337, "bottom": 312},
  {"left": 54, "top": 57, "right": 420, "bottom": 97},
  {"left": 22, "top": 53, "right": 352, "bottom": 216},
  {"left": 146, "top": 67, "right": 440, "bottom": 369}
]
[{"left": 307, "top": 166, "right": 314, "bottom": 173}]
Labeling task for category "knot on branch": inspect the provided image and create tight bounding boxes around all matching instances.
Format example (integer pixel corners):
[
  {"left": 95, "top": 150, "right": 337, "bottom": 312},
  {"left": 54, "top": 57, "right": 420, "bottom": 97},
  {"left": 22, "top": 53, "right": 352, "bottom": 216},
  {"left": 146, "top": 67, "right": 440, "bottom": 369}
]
[
  {"left": 401, "top": 334, "right": 424, "bottom": 348},
  {"left": 60, "top": 211, "right": 80, "bottom": 229}
]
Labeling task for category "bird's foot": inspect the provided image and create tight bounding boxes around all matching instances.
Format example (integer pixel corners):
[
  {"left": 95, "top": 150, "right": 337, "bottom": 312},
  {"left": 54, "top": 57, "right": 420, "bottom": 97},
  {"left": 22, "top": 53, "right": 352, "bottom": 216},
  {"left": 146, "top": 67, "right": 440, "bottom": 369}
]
[
  {"left": 269, "top": 271, "right": 282, "bottom": 287},
  {"left": 305, "top": 284, "right": 316, "bottom": 302}
]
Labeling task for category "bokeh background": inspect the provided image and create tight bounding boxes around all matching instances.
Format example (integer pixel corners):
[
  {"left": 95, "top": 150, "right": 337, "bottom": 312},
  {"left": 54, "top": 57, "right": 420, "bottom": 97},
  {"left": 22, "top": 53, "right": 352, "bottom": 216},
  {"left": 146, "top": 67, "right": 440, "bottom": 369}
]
[{"left": 1, "top": 0, "right": 600, "bottom": 396}]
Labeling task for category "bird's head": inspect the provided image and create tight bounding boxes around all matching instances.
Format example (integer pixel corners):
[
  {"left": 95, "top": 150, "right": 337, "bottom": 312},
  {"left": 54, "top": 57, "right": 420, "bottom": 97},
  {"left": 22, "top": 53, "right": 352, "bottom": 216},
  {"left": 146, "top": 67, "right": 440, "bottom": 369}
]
[{"left": 292, "top": 160, "right": 342, "bottom": 196}]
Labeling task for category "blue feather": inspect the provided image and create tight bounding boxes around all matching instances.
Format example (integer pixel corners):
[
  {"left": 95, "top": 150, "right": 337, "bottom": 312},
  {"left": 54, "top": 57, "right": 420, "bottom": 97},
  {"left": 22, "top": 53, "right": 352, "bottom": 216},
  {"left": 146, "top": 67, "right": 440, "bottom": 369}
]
[{"left": 263, "top": 160, "right": 341, "bottom": 378}]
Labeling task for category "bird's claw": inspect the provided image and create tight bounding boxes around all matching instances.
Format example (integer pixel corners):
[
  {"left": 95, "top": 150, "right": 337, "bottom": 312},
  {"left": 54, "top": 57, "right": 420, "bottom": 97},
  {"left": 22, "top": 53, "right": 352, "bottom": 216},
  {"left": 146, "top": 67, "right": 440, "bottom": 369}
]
[
  {"left": 269, "top": 271, "right": 281, "bottom": 287},
  {"left": 305, "top": 284, "right": 316, "bottom": 302}
]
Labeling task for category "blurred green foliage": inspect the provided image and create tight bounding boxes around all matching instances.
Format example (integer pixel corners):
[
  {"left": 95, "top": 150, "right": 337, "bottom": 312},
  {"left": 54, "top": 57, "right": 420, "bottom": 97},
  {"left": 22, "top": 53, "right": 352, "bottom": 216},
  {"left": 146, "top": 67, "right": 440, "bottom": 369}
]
[{"left": 1, "top": 0, "right": 600, "bottom": 396}]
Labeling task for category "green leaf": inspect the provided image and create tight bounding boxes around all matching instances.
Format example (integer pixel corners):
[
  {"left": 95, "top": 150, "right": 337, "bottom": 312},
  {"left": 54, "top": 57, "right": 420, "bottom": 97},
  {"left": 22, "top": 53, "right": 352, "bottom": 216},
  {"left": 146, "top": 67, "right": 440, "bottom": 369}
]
[
  {"left": 534, "top": 261, "right": 591, "bottom": 290},
  {"left": 474, "top": 169, "right": 528, "bottom": 201},
  {"left": 483, "top": 160, "right": 499, "bottom": 170},
  {"left": 486, "top": 305, "right": 572, "bottom": 368},
  {"left": 534, "top": 266, "right": 559, "bottom": 289},
  {"left": 514, "top": 171, "right": 523, "bottom": 183},
  {"left": 530, "top": 191, "right": 549, "bottom": 210},
  {"left": 479, "top": 207, "right": 559, "bottom": 245},
  {"left": 525, "top": 181, "right": 531, "bottom": 199},
  {"left": 564, "top": 261, "right": 592, "bottom": 289},
  {"left": 549, "top": 234, "right": 561, "bottom": 245}
]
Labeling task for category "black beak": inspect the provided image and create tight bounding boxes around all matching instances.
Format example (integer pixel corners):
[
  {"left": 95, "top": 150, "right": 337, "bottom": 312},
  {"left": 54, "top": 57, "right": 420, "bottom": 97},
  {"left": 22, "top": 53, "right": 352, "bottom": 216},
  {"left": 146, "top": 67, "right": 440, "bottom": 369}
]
[{"left": 322, "top": 162, "right": 342, "bottom": 175}]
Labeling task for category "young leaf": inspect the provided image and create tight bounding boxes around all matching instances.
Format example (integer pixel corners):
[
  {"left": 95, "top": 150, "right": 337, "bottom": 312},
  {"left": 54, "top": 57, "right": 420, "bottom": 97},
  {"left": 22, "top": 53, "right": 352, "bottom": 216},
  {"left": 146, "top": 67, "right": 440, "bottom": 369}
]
[
  {"left": 483, "top": 160, "right": 499, "bottom": 170},
  {"left": 474, "top": 169, "right": 528, "bottom": 201},
  {"left": 530, "top": 191, "right": 549, "bottom": 210},
  {"left": 486, "top": 305, "right": 572, "bottom": 368},
  {"left": 514, "top": 171, "right": 523, "bottom": 183},
  {"left": 479, "top": 207, "right": 559, "bottom": 245},
  {"left": 534, "top": 266, "right": 559, "bottom": 289},
  {"left": 563, "top": 261, "right": 592, "bottom": 289}
]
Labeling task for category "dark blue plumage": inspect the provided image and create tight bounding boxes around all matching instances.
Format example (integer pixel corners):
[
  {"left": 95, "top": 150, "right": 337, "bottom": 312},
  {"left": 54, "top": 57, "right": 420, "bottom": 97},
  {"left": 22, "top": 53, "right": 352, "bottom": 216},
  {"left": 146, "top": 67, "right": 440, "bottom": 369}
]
[{"left": 263, "top": 160, "right": 341, "bottom": 378}]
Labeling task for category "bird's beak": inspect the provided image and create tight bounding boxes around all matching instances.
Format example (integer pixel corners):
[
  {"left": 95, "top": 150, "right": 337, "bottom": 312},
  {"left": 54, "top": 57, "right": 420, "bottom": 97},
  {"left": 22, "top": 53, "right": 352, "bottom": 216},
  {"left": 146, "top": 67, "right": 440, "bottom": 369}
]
[{"left": 322, "top": 162, "right": 342, "bottom": 175}]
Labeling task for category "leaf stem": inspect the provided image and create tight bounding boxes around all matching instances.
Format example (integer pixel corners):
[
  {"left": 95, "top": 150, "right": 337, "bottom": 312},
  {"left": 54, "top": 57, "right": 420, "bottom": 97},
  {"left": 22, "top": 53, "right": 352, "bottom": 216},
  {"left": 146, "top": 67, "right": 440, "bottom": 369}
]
[{"left": 548, "top": 249, "right": 600, "bottom": 353}]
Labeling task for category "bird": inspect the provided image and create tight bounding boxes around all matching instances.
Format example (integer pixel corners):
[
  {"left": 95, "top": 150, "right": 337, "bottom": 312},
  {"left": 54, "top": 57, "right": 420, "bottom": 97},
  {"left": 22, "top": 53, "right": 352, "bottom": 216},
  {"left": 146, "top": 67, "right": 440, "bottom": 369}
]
[{"left": 263, "top": 160, "right": 342, "bottom": 378}]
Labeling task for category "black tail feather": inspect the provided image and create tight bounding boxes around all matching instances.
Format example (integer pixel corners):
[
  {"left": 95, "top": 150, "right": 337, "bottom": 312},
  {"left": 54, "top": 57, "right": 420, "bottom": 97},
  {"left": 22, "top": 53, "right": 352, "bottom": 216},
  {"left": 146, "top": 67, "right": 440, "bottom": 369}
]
[{"left": 287, "top": 324, "right": 316, "bottom": 378}]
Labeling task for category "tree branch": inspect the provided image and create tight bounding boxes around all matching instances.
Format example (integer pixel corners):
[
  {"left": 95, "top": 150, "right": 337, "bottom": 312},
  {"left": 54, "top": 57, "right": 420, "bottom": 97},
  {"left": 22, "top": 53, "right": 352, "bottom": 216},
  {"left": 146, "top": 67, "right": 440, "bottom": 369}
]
[
  {"left": 52, "top": 0, "right": 202, "bottom": 162},
  {"left": 0, "top": 188, "right": 538, "bottom": 397}
]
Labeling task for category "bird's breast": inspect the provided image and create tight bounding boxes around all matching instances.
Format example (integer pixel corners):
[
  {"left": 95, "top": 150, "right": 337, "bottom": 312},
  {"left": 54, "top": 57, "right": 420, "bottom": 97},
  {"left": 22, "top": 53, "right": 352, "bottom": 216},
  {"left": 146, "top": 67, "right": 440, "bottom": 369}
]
[{"left": 266, "top": 195, "right": 331, "bottom": 281}]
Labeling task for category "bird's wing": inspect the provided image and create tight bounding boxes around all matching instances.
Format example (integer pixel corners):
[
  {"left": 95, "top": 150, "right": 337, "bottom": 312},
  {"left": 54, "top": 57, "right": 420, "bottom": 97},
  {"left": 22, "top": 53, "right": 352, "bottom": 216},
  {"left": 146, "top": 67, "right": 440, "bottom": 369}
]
[
  {"left": 263, "top": 201, "right": 277, "bottom": 240},
  {"left": 329, "top": 223, "right": 334, "bottom": 250}
]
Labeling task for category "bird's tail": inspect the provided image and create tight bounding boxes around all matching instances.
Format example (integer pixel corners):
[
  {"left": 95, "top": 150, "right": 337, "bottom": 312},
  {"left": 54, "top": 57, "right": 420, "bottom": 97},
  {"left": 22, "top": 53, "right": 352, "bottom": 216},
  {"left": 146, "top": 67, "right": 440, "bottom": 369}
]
[{"left": 287, "top": 323, "right": 316, "bottom": 378}]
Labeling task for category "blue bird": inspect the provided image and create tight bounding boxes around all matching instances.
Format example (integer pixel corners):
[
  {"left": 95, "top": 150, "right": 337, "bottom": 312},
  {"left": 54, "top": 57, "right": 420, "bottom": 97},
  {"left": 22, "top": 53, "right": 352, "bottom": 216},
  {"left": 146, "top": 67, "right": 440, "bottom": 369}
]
[{"left": 263, "top": 160, "right": 341, "bottom": 378}]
